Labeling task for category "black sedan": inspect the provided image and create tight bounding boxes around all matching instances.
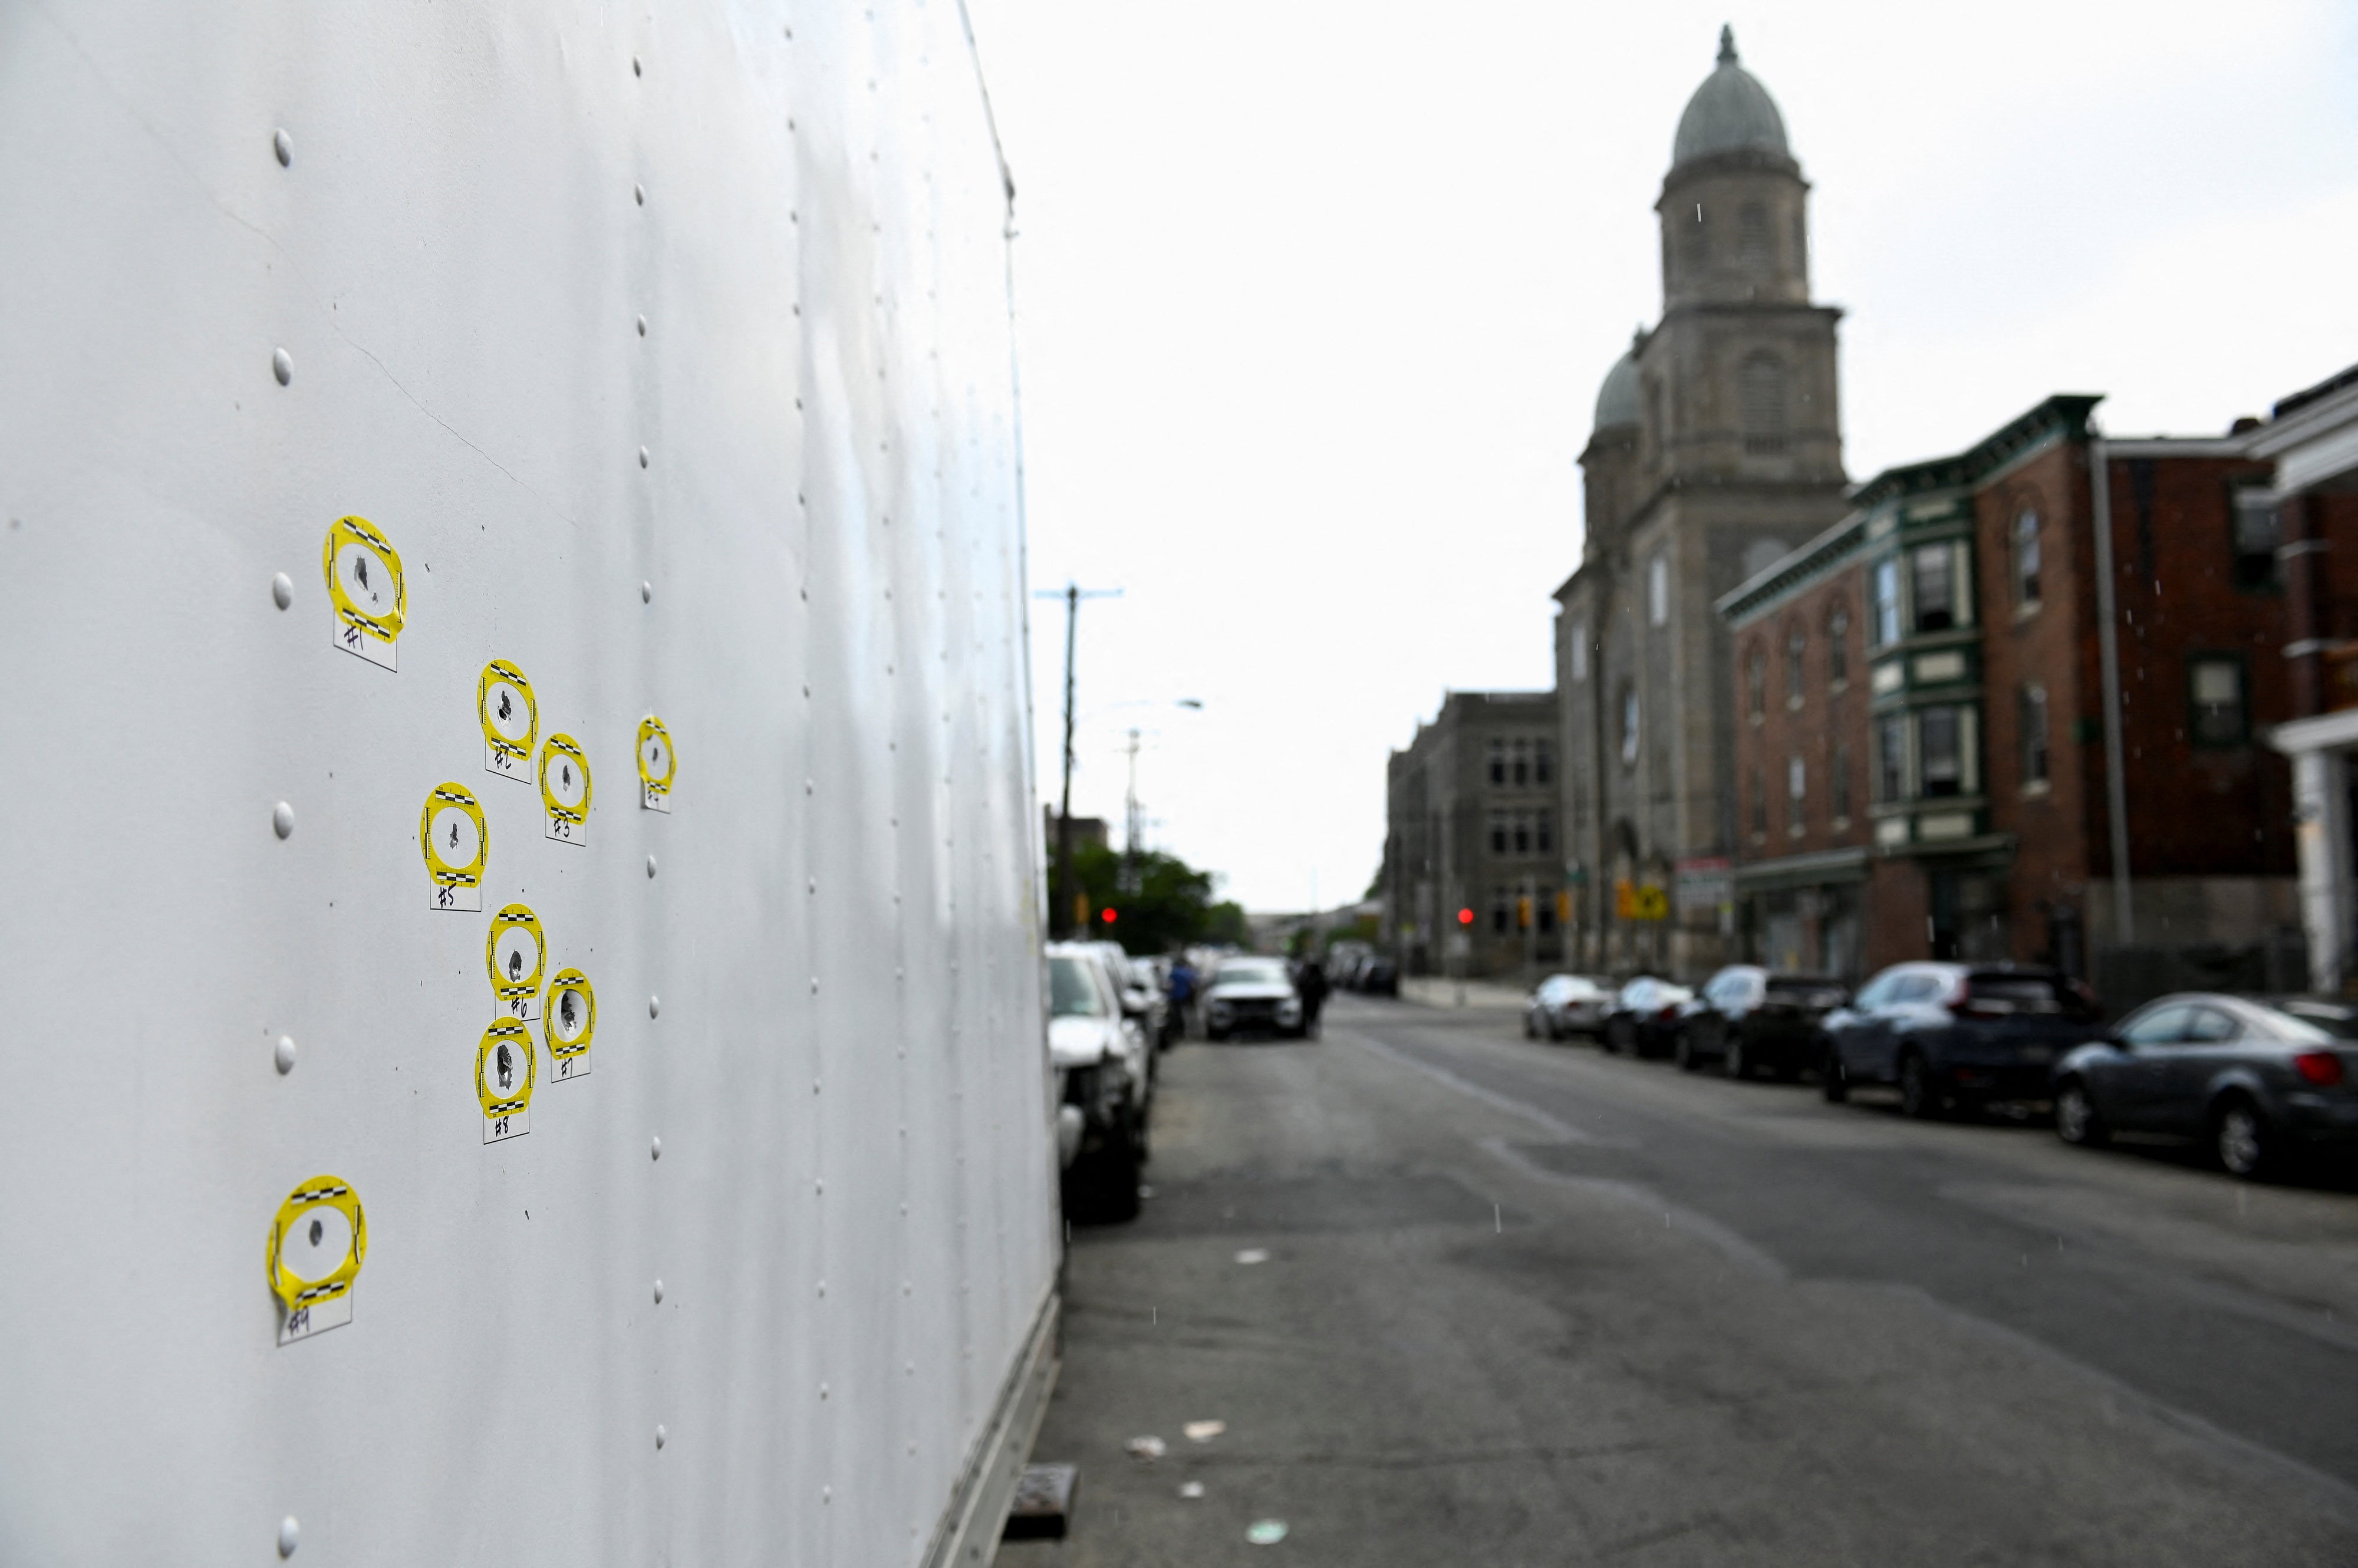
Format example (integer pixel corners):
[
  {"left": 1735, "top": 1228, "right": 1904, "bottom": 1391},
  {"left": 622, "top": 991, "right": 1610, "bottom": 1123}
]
[
  {"left": 2052, "top": 993, "right": 2358, "bottom": 1178},
  {"left": 1677, "top": 966, "right": 1848, "bottom": 1079},
  {"left": 1601, "top": 976, "right": 1694, "bottom": 1060},
  {"left": 1822, "top": 962, "right": 2103, "bottom": 1117}
]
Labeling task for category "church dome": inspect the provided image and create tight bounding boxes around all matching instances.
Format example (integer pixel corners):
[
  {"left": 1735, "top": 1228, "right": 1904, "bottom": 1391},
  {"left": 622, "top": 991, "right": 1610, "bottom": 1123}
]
[
  {"left": 1671, "top": 27, "right": 1789, "bottom": 169},
  {"left": 1593, "top": 342, "right": 1641, "bottom": 431}
]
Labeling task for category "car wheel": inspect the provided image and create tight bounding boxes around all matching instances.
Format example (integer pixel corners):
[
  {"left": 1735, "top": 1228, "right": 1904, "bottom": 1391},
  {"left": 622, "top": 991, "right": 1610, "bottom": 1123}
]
[
  {"left": 2215, "top": 1097, "right": 2274, "bottom": 1180},
  {"left": 2054, "top": 1080, "right": 2107, "bottom": 1148},
  {"left": 1063, "top": 1120, "right": 1142, "bottom": 1224},
  {"left": 1820, "top": 1046, "right": 1849, "bottom": 1102},
  {"left": 1898, "top": 1053, "right": 1942, "bottom": 1119},
  {"left": 1674, "top": 1031, "right": 1700, "bottom": 1072},
  {"left": 1724, "top": 1035, "right": 1748, "bottom": 1081}
]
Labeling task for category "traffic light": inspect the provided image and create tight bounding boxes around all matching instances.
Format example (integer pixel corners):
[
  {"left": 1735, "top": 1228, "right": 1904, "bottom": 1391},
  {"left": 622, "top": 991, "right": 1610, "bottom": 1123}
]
[
  {"left": 1457, "top": 907, "right": 1474, "bottom": 926},
  {"left": 1101, "top": 907, "right": 1118, "bottom": 925}
]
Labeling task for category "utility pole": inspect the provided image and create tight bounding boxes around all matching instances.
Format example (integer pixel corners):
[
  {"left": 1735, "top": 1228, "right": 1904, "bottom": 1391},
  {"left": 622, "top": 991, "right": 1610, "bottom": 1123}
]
[
  {"left": 1122, "top": 727, "right": 1142, "bottom": 895},
  {"left": 1033, "top": 582, "right": 1121, "bottom": 938}
]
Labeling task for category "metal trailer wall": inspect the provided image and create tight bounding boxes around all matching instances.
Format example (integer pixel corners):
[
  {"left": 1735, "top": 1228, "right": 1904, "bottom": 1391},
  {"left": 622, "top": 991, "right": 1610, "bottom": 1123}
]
[{"left": 0, "top": 4, "right": 1056, "bottom": 1564}]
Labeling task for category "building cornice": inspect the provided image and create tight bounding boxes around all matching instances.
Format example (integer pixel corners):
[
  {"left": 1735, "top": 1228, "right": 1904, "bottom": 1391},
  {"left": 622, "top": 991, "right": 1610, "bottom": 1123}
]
[
  {"left": 1656, "top": 146, "right": 1805, "bottom": 202},
  {"left": 1625, "top": 473, "right": 1850, "bottom": 535},
  {"left": 1846, "top": 395, "right": 2103, "bottom": 513},
  {"left": 1649, "top": 301, "right": 1845, "bottom": 330}
]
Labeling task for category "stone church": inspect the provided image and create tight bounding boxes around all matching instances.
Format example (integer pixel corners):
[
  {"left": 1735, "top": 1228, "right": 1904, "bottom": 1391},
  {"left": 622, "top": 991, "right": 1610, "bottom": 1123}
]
[{"left": 1555, "top": 28, "right": 1849, "bottom": 975}]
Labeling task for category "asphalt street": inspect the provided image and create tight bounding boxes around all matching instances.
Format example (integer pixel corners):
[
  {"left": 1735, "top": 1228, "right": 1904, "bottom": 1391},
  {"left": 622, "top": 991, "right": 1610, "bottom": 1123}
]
[{"left": 1000, "top": 994, "right": 2358, "bottom": 1566}]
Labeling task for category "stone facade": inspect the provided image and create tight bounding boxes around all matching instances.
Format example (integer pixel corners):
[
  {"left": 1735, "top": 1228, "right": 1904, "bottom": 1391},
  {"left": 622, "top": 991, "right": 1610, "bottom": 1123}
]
[
  {"left": 1382, "top": 692, "right": 1563, "bottom": 979},
  {"left": 1555, "top": 33, "right": 1848, "bottom": 979}
]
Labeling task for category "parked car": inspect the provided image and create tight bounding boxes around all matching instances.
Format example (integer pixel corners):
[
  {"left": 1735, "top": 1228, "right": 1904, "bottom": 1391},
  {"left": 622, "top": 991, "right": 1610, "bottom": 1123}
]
[
  {"left": 1357, "top": 956, "right": 1399, "bottom": 997},
  {"left": 1602, "top": 976, "right": 1695, "bottom": 1059},
  {"left": 1129, "top": 956, "right": 1185, "bottom": 1049},
  {"left": 1677, "top": 966, "right": 1848, "bottom": 1079},
  {"left": 2051, "top": 993, "right": 2358, "bottom": 1178},
  {"left": 1822, "top": 963, "right": 2102, "bottom": 1117},
  {"left": 1203, "top": 956, "right": 1308, "bottom": 1040},
  {"left": 1047, "top": 943, "right": 1152, "bottom": 1221},
  {"left": 1526, "top": 974, "right": 1614, "bottom": 1040},
  {"left": 1086, "top": 940, "right": 1170, "bottom": 1062}
]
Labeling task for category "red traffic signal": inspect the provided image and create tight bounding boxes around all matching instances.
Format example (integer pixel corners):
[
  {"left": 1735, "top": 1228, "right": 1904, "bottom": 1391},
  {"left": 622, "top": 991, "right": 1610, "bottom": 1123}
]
[
  {"left": 1457, "top": 907, "right": 1474, "bottom": 926},
  {"left": 1101, "top": 907, "right": 1118, "bottom": 924}
]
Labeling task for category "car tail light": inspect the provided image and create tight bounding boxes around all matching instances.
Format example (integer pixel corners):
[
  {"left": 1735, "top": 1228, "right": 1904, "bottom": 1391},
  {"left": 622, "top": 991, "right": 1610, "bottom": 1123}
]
[
  {"left": 1657, "top": 1005, "right": 1680, "bottom": 1022},
  {"left": 2294, "top": 1051, "right": 2346, "bottom": 1088}
]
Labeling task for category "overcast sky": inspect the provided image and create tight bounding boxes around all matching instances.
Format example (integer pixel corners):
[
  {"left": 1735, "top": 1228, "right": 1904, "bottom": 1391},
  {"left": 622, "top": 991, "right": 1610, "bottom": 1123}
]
[{"left": 962, "top": 0, "right": 2358, "bottom": 915}]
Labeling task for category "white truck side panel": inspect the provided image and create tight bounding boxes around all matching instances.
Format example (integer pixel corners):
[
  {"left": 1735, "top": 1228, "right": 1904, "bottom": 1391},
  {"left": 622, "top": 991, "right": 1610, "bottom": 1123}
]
[{"left": 0, "top": 4, "right": 1053, "bottom": 1563}]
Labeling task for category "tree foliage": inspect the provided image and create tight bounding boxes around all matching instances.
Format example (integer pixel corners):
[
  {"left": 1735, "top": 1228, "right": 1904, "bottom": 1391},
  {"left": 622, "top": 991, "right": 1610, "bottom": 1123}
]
[{"left": 1063, "top": 843, "right": 1247, "bottom": 954}]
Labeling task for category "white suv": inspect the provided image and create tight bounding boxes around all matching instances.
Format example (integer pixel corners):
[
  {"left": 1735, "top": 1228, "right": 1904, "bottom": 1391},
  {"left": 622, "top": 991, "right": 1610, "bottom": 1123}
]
[{"left": 1046, "top": 942, "right": 1152, "bottom": 1222}]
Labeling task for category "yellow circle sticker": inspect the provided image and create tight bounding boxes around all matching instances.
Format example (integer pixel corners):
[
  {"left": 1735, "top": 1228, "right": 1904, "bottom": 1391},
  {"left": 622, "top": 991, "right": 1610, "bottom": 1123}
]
[
  {"left": 266, "top": 1175, "right": 367, "bottom": 1333},
  {"left": 546, "top": 967, "right": 597, "bottom": 1079},
  {"left": 477, "top": 661, "right": 538, "bottom": 779},
  {"left": 487, "top": 904, "right": 546, "bottom": 1013},
  {"left": 636, "top": 715, "right": 676, "bottom": 813},
  {"left": 322, "top": 516, "right": 405, "bottom": 667},
  {"left": 476, "top": 1016, "right": 536, "bottom": 1141},
  {"left": 421, "top": 782, "right": 489, "bottom": 911},
  {"left": 539, "top": 733, "right": 591, "bottom": 844}
]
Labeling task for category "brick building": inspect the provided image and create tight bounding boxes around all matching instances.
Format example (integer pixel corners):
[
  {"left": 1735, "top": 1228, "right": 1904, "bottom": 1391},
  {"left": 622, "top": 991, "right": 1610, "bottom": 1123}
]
[
  {"left": 1382, "top": 692, "right": 1563, "bottom": 979},
  {"left": 1721, "top": 394, "right": 2311, "bottom": 995}
]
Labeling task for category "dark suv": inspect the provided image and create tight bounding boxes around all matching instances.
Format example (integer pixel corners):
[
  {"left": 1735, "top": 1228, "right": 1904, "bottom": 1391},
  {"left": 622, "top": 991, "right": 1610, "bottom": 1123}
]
[
  {"left": 1822, "top": 963, "right": 2103, "bottom": 1117},
  {"left": 1677, "top": 966, "right": 1848, "bottom": 1079}
]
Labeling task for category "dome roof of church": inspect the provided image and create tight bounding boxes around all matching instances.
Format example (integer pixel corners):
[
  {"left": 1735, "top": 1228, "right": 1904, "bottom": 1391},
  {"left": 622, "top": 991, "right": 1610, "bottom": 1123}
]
[
  {"left": 1593, "top": 343, "right": 1641, "bottom": 431},
  {"left": 1671, "top": 27, "right": 1789, "bottom": 169}
]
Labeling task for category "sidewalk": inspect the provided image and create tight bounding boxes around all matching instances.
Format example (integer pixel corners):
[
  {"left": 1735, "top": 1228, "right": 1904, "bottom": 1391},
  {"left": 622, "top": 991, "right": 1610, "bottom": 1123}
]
[{"left": 1397, "top": 975, "right": 1527, "bottom": 1010}]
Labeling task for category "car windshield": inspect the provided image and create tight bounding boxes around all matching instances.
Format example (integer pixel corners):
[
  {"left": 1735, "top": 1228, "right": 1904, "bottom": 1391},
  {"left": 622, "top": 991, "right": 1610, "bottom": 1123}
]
[
  {"left": 1048, "top": 957, "right": 1106, "bottom": 1018},
  {"left": 1217, "top": 960, "right": 1288, "bottom": 986}
]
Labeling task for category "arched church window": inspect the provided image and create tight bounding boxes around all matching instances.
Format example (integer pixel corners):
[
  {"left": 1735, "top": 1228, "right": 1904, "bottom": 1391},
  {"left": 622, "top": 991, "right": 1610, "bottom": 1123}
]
[
  {"left": 1738, "top": 203, "right": 1771, "bottom": 272},
  {"left": 1740, "top": 353, "right": 1788, "bottom": 454}
]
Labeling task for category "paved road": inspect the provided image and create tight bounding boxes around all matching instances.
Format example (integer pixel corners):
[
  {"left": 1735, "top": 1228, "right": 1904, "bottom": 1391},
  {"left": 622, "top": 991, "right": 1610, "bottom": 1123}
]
[{"left": 1000, "top": 996, "right": 2358, "bottom": 1566}]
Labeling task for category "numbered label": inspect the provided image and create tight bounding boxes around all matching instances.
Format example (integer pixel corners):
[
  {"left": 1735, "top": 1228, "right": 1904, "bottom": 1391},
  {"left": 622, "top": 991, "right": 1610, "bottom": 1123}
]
[
  {"left": 321, "top": 516, "right": 404, "bottom": 671},
  {"left": 268, "top": 1175, "right": 367, "bottom": 1345},
  {"left": 421, "top": 783, "right": 488, "bottom": 912},
  {"left": 546, "top": 967, "right": 596, "bottom": 1080},
  {"left": 479, "top": 660, "right": 538, "bottom": 782},
  {"left": 637, "top": 714, "right": 676, "bottom": 813},
  {"left": 477, "top": 1017, "right": 535, "bottom": 1142},
  {"left": 488, "top": 904, "right": 545, "bottom": 1020},
  {"left": 539, "top": 734, "right": 591, "bottom": 846}
]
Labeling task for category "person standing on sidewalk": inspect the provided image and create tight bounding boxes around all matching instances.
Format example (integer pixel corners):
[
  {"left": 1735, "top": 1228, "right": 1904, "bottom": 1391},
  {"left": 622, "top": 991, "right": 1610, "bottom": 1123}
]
[
  {"left": 1167, "top": 952, "right": 1198, "bottom": 1042},
  {"left": 1295, "top": 954, "right": 1329, "bottom": 1037}
]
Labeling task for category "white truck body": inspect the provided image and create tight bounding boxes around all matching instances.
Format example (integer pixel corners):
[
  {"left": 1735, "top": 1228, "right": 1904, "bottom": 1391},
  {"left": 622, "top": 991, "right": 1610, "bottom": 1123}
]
[{"left": 0, "top": 4, "right": 1056, "bottom": 1563}]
